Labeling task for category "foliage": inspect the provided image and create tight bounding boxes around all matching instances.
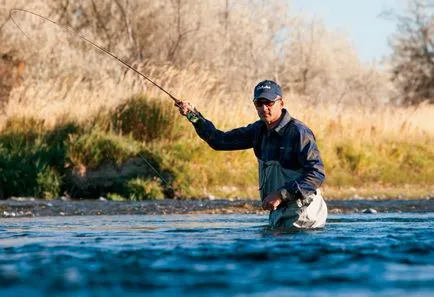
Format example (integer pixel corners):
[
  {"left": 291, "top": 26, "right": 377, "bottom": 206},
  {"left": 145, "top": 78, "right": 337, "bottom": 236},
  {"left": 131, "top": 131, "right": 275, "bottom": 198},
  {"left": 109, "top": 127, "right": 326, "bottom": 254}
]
[
  {"left": 66, "top": 130, "right": 140, "bottom": 169},
  {"left": 109, "top": 95, "right": 184, "bottom": 143},
  {"left": 0, "top": 1, "right": 433, "bottom": 199},
  {"left": 36, "top": 165, "right": 61, "bottom": 199},
  {"left": 0, "top": 117, "right": 79, "bottom": 198},
  {"left": 0, "top": 111, "right": 433, "bottom": 199},
  {"left": 0, "top": 115, "right": 175, "bottom": 200},
  {"left": 324, "top": 139, "right": 434, "bottom": 186},
  {"left": 125, "top": 177, "right": 164, "bottom": 200},
  {"left": 107, "top": 192, "right": 126, "bottom": 201}
]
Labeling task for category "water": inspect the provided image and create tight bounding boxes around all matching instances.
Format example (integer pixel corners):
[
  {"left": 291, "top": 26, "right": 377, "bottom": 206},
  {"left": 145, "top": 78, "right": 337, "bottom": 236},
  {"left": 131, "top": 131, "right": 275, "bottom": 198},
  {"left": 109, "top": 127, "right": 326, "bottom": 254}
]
[{"left": 0, "top": 213, "right": 433, "bottom": 297}]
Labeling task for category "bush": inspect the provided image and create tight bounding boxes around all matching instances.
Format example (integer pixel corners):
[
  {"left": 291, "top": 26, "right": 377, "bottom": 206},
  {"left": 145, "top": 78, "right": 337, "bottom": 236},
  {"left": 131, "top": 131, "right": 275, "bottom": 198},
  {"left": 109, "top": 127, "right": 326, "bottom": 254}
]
[
  {"left": 36, "top": 166, "right": 61, "bottom": 199},
  {"left": 125, "top": 177, "right": 164, "bottom": 200},
  {"left": 107, "top": 193, "right": 126, "bottom": 201},
  {"left": 110, "top": 95, "right": 183, "bottom": 143},
  {"left": 66, "top": 130, "right": 140, "bottom": 169},
  {"left": 0, "top": 117, "right": 79, "bottom": 198}
]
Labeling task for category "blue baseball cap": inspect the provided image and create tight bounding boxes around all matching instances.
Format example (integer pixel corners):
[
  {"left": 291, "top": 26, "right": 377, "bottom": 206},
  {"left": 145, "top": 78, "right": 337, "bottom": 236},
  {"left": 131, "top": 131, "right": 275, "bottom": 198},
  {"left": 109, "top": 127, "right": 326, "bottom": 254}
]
[{"left": 253, "top": 80, "right": 282, "bottom": 101}]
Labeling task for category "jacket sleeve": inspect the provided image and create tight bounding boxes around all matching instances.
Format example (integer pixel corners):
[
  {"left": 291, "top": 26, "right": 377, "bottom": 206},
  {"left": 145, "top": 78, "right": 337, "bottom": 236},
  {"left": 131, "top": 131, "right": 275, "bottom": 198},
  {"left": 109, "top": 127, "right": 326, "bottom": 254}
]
[
  {"left": 191, "top": 113, "right": 256, "bottom": 151},
  {"left": 283, "top": 126, "right": 325, "bottom": 199}
]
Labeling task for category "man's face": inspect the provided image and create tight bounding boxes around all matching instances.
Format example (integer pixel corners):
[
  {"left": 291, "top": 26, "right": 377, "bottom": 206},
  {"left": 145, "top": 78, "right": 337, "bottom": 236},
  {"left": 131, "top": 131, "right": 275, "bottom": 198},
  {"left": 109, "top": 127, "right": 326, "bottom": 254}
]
[{"left": 254, "top": 98, "right": 284, "bottom": 125}]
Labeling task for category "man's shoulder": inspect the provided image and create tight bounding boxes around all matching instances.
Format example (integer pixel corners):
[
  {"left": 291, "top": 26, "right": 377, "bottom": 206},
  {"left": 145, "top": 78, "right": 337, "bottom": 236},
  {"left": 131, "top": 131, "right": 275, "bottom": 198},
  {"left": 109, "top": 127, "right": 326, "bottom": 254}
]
[
  {"left": 227, "top": 120, "right": 264, "bottom": 136},
  {"left": 245, "top": 119, "right": 265, "bottom": 131},
  {"left": 287, "top": 117, "right": 315, "bottom": 137}
]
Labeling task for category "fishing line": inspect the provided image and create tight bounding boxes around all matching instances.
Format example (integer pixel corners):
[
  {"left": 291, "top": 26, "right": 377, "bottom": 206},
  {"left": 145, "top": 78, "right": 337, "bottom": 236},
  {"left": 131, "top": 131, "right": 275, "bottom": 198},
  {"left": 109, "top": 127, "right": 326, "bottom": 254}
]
[
  {"left": 9, "top": 8, "right": 182, "bottom": 104},
  {"left": 9, "top": 8, "right": 180, "bottom": 188}
]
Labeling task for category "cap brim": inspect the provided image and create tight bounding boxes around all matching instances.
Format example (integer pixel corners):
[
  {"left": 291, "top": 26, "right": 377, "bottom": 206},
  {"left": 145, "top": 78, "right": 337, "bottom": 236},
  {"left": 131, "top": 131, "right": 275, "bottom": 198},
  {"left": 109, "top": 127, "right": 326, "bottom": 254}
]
[{"left": 253, "top": 91, "right": 279, "bottom": 101}]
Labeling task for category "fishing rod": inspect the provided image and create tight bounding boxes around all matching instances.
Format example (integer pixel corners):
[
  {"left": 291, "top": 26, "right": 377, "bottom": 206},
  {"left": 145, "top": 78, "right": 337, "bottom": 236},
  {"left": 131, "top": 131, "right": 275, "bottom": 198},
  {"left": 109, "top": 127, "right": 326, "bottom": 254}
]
[
  {"left": 9, "top": 8, "right": 183, "bottom": 106},
  {"left": 9, "top": 8, "right": 194, "bottom": 189}
]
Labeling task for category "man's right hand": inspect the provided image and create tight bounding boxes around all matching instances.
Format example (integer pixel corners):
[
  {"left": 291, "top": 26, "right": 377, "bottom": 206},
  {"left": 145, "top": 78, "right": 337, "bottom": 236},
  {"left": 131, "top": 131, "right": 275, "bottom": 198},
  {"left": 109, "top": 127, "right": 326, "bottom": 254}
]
[{"left": 175, "top": 100, "right": 196, "bottom": 116}]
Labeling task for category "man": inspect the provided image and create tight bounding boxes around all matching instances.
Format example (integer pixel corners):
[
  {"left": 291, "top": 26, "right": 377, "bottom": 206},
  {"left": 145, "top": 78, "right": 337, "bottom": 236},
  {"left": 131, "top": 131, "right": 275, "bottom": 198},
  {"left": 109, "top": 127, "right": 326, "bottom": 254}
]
[{"left": 176, "top": 80, "right": 327, "bottom": 229}]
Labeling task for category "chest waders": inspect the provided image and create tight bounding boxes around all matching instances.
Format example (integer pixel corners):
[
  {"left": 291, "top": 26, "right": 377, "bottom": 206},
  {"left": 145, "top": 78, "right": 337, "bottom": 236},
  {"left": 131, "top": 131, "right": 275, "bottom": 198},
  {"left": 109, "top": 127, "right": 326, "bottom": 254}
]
[{"left": 259, "top": 160, "right": 327, "bottom": 229}]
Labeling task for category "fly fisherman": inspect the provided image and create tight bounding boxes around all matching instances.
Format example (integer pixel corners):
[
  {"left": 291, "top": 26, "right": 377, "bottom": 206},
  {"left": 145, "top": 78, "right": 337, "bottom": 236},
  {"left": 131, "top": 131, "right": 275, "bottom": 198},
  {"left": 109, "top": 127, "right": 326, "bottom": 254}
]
[{"left": 176, "top": 80, "right": 327, "bottom": 229}]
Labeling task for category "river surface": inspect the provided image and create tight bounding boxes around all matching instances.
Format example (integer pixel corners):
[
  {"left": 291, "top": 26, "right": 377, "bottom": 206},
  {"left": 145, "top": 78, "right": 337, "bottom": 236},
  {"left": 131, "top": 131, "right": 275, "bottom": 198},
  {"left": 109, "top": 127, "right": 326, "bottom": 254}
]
[{"left": 0, "top": 213, "right": 433, "bottom": 297}]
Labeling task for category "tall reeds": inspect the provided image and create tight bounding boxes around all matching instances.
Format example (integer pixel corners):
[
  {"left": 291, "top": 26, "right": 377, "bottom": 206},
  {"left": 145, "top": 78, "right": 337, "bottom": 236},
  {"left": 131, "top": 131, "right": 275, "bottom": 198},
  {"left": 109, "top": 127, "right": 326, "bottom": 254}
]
[{"left": 0, "top": 0, "right": 432, "bottom": 199}]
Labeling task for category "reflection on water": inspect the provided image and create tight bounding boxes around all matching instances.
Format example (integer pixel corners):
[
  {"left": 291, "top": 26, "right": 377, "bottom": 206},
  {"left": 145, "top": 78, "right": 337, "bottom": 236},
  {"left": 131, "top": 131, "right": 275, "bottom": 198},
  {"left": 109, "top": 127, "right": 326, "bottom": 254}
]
[{"left": 0, "top": 213, "right": 433, "bottom": 297}]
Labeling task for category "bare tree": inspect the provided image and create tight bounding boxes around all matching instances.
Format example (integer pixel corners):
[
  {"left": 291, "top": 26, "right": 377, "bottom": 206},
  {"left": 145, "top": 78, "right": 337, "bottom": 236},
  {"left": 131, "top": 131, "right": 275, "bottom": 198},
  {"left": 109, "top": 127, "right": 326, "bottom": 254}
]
[
  {"left": 388, "top": 0, "right": 434, "bottom": 105},
  {"left": 166, "top": 0, "right": 200, "bottom": 64},
  {"left": 1, "top": 0, "right": 393, "bottom": 108},
  {"left": 113, "top": 0, "right": 142, "bottom": 60}
]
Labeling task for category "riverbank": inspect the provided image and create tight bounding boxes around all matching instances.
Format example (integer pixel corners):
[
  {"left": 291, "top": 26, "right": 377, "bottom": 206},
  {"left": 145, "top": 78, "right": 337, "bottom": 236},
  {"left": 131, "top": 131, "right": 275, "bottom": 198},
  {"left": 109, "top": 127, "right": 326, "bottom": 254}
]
[
  {"left": 0, "top": 197, "right": 432, "bottom": 218},
  {"left": 1, "top": 97, "right": 433, "bottom": 202}
]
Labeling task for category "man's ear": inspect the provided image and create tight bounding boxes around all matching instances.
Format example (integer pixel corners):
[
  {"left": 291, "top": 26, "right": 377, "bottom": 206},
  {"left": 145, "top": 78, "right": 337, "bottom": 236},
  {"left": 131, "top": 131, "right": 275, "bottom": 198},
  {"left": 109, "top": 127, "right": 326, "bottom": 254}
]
[{"left": 279, "top": 99, "right": 284, "bottom": 108}]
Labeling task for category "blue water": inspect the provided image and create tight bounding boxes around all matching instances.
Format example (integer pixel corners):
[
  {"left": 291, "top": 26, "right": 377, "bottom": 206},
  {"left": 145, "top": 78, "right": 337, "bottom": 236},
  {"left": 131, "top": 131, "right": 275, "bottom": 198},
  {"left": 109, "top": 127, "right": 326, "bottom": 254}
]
[{"left": 0, "top": 213, "right": 433, "bottom": 297}]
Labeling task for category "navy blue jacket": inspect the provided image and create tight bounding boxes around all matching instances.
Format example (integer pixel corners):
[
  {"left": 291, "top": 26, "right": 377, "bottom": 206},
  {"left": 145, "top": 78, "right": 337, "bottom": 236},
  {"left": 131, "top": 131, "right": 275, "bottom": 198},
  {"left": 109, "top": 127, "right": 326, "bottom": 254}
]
[{"left": 192, "top": 109, "right": 325, "bottom": 200}]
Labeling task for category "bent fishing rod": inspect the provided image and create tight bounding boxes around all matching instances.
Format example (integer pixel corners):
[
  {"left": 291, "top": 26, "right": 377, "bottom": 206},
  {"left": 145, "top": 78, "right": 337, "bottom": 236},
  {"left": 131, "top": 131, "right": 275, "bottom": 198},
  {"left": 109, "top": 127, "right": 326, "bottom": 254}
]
[
  {"left": 9, "top": 8, "right": 183, "bottom": 106},
  {"left": 9, "top": 8, "right": 193, "bottom": 187}
]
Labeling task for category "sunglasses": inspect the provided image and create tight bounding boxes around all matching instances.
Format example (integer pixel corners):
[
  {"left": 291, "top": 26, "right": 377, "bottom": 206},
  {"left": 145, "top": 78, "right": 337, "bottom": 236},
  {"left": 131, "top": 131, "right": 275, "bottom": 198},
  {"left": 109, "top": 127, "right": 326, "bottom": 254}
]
[{"left": 254, "top": 99, "right": 279, "bottom": 108}]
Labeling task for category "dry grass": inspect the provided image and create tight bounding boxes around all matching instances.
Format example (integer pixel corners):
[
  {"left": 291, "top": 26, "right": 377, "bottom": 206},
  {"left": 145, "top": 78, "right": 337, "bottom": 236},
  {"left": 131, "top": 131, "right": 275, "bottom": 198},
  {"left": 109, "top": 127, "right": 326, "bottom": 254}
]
[
  {"left": 0, "top": 0, "right": 432, "bottom": 199},
  {"left": 1, "top": 0, "right": 431, "bottom": 135}
]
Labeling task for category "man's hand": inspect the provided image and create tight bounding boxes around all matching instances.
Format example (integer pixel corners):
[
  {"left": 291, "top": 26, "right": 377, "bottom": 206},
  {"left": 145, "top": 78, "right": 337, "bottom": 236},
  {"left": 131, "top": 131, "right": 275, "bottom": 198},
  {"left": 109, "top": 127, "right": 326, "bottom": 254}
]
[
  {"left": 175, "top": 100, "right": 196, "bottom": 116},
  {"left": 262, "top": 192, "right": 283, "bottom": 211}
]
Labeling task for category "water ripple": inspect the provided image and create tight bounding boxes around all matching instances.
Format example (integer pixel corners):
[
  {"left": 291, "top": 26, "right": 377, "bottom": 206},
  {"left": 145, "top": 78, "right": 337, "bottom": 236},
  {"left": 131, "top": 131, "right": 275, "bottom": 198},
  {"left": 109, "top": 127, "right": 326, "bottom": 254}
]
[{"left": 0, "top": 213, "right": 432, "bottom": 296}]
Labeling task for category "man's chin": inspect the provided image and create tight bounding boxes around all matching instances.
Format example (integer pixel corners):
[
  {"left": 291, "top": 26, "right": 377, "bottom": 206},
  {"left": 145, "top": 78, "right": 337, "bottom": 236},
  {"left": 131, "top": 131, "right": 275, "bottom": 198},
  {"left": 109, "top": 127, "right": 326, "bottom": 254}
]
[{"left": 260, "top": 116, "right": 271, "bottom": 123}]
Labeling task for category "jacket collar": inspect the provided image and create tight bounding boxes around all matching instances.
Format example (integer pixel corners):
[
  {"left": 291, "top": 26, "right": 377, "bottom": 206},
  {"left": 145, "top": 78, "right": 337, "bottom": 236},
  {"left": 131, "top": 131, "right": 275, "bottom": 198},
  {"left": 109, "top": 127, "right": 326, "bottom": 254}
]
[{"left": 274, "top": 109, "right": 292, "bottom": 135}]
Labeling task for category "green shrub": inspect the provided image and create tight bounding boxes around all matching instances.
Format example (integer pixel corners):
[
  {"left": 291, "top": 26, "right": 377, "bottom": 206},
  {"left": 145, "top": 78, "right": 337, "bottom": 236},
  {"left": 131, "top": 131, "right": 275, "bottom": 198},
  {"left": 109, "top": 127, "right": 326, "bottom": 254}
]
[
  {"left": 0, "top": 118, "right": 79, "bottom": 198},
  {"left": 66, "top": 130, "right": 140, "bottom": 169},
  {"left": 148, "top": 139, "right": 258, "bottom": 198},
  {"left": 125, "top": 177, "right": 164, "bottom": 200},
  {"left": 324, "top": 139, "right": 434, "bottom": 187},
  {"left": 107, "top": 193, "right": 126, "bottom": 201},
  {"left": 1, "top": 110, "right": 432, "bottom": 200},
  {"left": 36, "top": 166, "right": 61, "bottom": 199},
  {"left": 110, "top": 95, "right": 185, "bottom": 143}
]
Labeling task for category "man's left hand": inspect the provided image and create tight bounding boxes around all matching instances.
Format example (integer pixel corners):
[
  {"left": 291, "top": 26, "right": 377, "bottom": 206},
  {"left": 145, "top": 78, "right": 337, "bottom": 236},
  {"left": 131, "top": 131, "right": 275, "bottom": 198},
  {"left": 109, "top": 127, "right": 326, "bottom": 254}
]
[{"left": 262, "top": 192, "right": 283, "bottom": 211}]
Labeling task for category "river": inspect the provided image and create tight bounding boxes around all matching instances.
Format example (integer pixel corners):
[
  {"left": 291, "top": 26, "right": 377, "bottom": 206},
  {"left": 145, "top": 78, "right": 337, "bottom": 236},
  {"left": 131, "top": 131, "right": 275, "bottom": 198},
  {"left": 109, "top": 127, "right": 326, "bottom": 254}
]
[{"left": 0, "top": 213, "right": 433, "bottom": 296}]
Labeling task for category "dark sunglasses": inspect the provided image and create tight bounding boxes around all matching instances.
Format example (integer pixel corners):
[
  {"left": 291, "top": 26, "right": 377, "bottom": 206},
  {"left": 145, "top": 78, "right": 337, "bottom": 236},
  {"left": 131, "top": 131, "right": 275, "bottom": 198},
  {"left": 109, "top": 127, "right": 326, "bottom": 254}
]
[{"left": 254, "top": 99, "right": 279, "bottom": 108}]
